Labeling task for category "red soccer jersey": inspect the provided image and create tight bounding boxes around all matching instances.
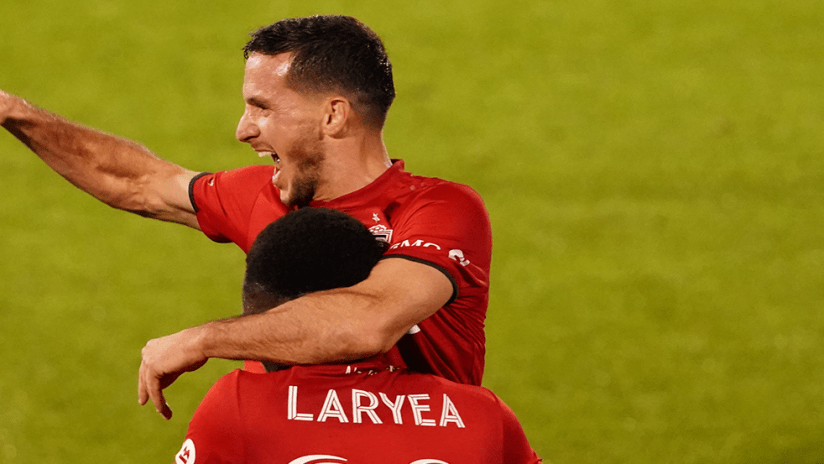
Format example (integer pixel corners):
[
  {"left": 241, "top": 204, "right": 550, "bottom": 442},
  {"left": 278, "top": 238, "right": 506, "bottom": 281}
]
[
  {"left": 176, "top": 357, "right": 542, "bottom": 464},
  {"left": 190, "top": 160, "right": 492, "bottom": 385}
]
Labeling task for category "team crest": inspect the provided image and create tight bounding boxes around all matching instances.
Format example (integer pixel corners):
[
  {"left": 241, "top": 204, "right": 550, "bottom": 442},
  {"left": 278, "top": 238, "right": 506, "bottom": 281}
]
[
  {"left": 369, "top": 224, "right": 394, "bottom": 243},
  {"left": 175, "top": 439, "right": 196, "bottom": 464}
]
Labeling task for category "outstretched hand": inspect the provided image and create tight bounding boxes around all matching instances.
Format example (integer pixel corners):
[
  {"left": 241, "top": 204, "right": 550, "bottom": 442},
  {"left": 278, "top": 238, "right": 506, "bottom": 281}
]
[{"left": 139, "top": 327, "right": 208, "bottom": 420}]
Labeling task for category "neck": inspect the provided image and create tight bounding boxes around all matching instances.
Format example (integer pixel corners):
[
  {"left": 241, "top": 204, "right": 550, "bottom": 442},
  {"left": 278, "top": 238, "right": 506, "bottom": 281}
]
[{"left": 313, "top": 131, "right": 392, "bottom": 201}]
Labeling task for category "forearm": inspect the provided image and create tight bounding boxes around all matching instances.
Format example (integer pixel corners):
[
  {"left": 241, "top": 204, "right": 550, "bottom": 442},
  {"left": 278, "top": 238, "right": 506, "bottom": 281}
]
[
  {"left": 195, "top": 259, "right": 452, "bottom": 365},
  {"left": 137, "top": 258, "right": 452, "bottom": 418},
  {"left": 2, "top": 93, "right": 197, "bottom": 222},
  {"left": 200, "top": 288, "right": 396, "bottom": 365}
]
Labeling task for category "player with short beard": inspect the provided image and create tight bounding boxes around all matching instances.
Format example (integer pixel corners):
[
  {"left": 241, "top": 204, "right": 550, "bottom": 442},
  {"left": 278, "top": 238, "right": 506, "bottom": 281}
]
[{"left": 0, "top": 15, "right": 493, "bottom": 420}]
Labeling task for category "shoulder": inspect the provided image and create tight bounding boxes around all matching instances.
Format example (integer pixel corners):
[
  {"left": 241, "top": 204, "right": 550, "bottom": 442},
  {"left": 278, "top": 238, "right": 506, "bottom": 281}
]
[
  {"left": 191, "top": 164, "right": 274, "bottom": 206},
  {"left": 392, "top": 162, "right": 485, "bottom": 204},
  {"left": 391, "top": 175, "right": 489, "bottom": 227},
  {"left": 200, "top": 369, "right": 288, "bottom": 409},
  {"left": 193, "top": 164, "right": 274, "bottom": 192},
  {"left": 406, "top": 174, "right": 486, "bottom": 206},
  {"left": 200, "top": 369, "right": 244, "bottom": 404},
  {"left": 418, "top": 372, "right": 501, "bottom": 406},
  {"left": 184, "top": 371, "right": 246, "bottom": 461},
  {"left": 188, "top": 370, "right": 244, "bottom": 434},
  {"left": 213, "top": 164, "right": 275, "bottom": 186},
  {"left": 193, "top": 370, "right": 279, "bottom": 426},
  {"left": 396, "top": 175, "right": 491, "bottom": 234}
]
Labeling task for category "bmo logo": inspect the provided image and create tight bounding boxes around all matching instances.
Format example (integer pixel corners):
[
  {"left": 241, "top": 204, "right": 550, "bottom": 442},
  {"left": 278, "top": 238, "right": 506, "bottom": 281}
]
[{"left": 389, "top": 239, "right": 442, "bottom": 250}]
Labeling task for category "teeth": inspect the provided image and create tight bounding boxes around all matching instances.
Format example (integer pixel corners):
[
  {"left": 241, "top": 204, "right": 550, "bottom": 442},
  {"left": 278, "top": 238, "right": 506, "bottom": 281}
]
[{"left": 257, "top": 151, "right": 281, "bottom": 164}]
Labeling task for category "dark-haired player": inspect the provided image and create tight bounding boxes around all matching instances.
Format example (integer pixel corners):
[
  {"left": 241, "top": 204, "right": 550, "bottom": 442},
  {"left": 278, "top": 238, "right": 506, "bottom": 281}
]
[
  {"left": 0, "top": 15, "right": 492, "bottom": 420},
  {"left": 174, "top": 207, "right": 540, "bottom": 464}
]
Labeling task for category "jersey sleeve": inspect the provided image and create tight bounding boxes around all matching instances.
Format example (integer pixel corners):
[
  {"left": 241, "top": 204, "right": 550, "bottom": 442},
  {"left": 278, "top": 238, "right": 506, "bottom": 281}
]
[
  {"left": 189, "top": 165, "right": 277, "bottom": 245},
  {"left": 384, "top": 182, "right": 492, "bottom": 303},
  {"left": 177, "top": 372, "right": 244, "bottom": 464}
]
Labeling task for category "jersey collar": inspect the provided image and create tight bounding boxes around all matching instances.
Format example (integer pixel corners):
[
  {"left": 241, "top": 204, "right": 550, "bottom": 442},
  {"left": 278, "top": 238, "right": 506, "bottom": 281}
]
[
  {"left": 310, "top": 159, "right": 407, "bottom": 209},
  {"left": 301, "top": 354, "right": 402, "bottom": 377}
]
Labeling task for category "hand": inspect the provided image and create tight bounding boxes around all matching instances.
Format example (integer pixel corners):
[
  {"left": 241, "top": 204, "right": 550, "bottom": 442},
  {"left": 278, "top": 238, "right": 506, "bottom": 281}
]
[{"left": 138, "top": 327, "right": 208, "bottom": 420}]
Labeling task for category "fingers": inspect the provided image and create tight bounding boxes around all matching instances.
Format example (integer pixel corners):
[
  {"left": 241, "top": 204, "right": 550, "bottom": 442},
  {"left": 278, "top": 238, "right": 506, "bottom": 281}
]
[
  {"left": 138, "top": 330, "right": 207, "bottom": 420},
  {"left": 138, "top": 341, "right": 176, "bottom": 420},
  {"left": 138, "top": 363, "right": 148, "bottom": 405},
  {"left": 138, "top": 345, "right": 152, "bottom": 406},
  {"left": 155, "top": 391, "right": 173, "bottom": 420},
  {"left": 138, "top": 359, "right": 173, "bottom": 419},
  {"left": 139, "top": 363, "right": 175, "bottom": 420}
]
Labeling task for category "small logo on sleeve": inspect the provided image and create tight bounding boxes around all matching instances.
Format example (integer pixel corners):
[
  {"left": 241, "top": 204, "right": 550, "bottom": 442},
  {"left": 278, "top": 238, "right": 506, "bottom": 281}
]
[{"left": 175, "top": 439, "right": 196, "bottom": 464}]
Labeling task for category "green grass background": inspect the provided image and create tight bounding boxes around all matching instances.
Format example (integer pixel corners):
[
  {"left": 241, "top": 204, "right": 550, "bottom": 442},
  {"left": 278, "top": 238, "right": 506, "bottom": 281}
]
[{"left": 1, "top": 0, "right": 823, "bottom": 462}]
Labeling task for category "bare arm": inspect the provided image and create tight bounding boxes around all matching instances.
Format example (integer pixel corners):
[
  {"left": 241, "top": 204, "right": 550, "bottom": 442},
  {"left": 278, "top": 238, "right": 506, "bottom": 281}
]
[
  {"left": 1, "top": 90, "right": 199, "bottom": 228},
  {"left": 203, "top": 257, "right": 454, "bottom": 363},
  {"left": 138, "top": 257, "right": 453, "bottom": 419}
]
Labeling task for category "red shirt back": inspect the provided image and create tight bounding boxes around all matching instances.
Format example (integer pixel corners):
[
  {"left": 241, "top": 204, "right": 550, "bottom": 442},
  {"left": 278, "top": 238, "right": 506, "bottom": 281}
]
[{"left": 176, "top": 357, "right": 541, "bottom": 464}]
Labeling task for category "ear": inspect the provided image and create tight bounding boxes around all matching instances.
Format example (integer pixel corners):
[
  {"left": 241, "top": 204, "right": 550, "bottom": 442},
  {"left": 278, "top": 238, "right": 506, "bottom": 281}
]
[{"left": 321, "top": 96, "right": 351, "bottom": 138}]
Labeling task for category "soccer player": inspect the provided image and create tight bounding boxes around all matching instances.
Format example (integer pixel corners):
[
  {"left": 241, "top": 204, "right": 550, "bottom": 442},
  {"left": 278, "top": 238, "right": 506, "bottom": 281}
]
[
  {"left": 0, "top": 15, "right": 492, "bottom": 419},
  {"left": 174, "top": 207, "right": 541, "bottom": 464}
]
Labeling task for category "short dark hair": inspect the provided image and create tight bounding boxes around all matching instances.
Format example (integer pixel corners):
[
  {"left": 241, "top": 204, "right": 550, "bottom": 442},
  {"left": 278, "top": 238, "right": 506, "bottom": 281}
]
[
  {"left": 243, "top": 207, "right": 387, "bottom": 316},
  {"left": 243, "top": 15, "right": 396, "bottom": 128}
]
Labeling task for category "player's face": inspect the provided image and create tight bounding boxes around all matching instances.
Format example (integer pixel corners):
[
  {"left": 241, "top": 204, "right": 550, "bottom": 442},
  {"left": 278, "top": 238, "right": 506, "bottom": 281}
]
[{"left": 236, "top": 52, "right": 326, "bottom": 207}]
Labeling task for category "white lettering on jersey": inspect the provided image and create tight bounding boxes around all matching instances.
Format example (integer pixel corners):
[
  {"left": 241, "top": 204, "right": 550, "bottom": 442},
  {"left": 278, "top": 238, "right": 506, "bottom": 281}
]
[
  {"left": 288, "top": 386, "right": 464, "bottom": 428},
  {"left": 380, "top": 393, "right": 406, "bottom": 424},
  {"left": 448, "top": 249, "right": 470, "bottom": 266},
  {"left": 439, "top": 394, "right": 465, "bottom": 428},
  {"left": 288, "top": 455, "right": 348, "bottom": 464},
  {"left": 389, "top": 239, "right": 442, "bottom": 250},
  {"left": 288, "top": 386, "right": 314, "bottom": 421},
  {"left": 318, "top": 389, "right": 349, "bottom": 423},
  {"left": 409, "top": 460, "right": 450, "bottom": 464},
  {"left": 352, "top": 389, "right": 382, "bottom": 424},
  {"left": 407, "top": 394, "right": 437, "bottom": 426}
]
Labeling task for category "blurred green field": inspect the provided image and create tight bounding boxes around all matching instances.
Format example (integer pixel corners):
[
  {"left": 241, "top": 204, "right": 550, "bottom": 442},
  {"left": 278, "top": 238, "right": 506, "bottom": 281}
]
[{"left": 1, "top": 0, "right": 823, "bottom": 462}]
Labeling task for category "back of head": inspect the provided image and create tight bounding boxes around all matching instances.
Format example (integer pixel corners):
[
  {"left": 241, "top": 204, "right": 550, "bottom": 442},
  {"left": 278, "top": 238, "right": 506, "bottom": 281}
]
[
  {"left": 243, "top": 15, "right": 395, "bottom": 128},
  {"left": 243, "top": 207, "right": 387, "bottom": 315}
]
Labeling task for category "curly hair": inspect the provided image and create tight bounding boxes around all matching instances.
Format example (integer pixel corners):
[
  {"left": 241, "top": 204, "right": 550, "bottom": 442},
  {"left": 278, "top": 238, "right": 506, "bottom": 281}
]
[{"left": 242, "top": 207, "right": 388, "bottom": 315}]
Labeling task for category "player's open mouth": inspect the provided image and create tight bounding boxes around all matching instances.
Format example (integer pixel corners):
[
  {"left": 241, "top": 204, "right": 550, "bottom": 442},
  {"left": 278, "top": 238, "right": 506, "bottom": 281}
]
[
  {"left": 257, "top": 151, "right": 281, "bottom": 186},
  {"left": 258, "top": 151, "right": 280, "bottom": 164}
]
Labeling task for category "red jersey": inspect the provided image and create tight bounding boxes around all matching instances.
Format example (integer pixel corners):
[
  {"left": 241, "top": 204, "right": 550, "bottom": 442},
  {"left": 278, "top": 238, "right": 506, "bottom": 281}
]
[
  {"left": 190, "top": 160, "right": 492, "bottom": 385},
  {"left": 176, "top": 357, "right": 542, "bottom": 464}
]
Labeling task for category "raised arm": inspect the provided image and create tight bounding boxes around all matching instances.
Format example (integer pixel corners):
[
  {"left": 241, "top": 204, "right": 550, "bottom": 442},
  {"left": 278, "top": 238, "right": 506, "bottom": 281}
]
[
  {"left": 138, "top": 257, "right": 453, "bottom": 419},
  {"left": 1, "top": 90, "right": 199, "bottom": 228}
]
